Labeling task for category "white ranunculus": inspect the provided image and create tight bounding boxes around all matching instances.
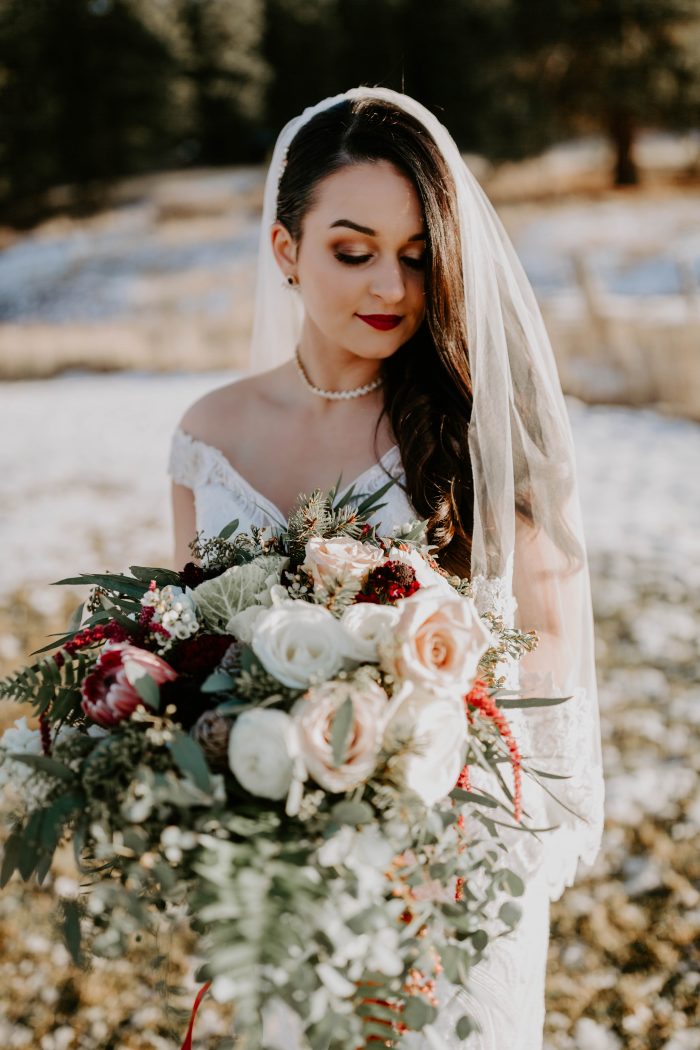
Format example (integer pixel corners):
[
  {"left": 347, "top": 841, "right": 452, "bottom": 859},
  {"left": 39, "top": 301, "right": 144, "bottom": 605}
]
[
  {"left": 228, "top": 708, "right": 299, "bottom": 799},
  {"left": 291, "top": 679, "right": 388, "bottom": 792},
  {"left": 379, "top": 588, "right": 494, "bottom": 695},
  {"left": 250, "top": 602, "right": 351, "bottom": 689},
  {"left": 301, "top": 536, "right": 386, "bottom": 590},
  {"left": 339, "top": 602, "right": 402, "bottom": 663},
  {"left": 226, "top": 581, "right": 298, "bottom": 643},
  {"left": 226, "top": 604, "right": 266, "bottom": 645},
  {"left": 386, "top": 544, "right": 455, "bottom": 595},
  {"left": 383, "top": 681, "right": 468, "bottom": 807}
]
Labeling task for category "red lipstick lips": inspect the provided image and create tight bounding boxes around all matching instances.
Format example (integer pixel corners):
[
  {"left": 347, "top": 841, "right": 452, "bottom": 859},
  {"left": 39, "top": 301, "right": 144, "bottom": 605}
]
[{"left": 357, "top": 314, "right": 402, "bottom": 331}]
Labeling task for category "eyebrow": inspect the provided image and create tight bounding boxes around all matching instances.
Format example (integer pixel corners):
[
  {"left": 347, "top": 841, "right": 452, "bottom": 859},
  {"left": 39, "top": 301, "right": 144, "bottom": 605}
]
[{"left": 329, "top": 219, "right": 425, "bottom": 241}]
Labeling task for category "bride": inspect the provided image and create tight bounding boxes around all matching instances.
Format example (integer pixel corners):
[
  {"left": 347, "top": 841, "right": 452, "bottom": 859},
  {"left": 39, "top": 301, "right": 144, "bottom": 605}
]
[{"left": 167, "top": 87, "right": 605, "bottom": 1049}]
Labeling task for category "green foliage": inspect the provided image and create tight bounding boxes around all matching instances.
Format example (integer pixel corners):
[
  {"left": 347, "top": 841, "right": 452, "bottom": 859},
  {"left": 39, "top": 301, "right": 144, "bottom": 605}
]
[
  {"left": 168, "top": 731, "right": 212, "bottom": 793},
  {"left": 0, "top": 648, "right": 95, "bottom": 722},
  {"left": 330, "top": 695, "right": 354, "bottom": 766},
  {"left": 0, "top": 0, "right": 185, "bottom": 224}
]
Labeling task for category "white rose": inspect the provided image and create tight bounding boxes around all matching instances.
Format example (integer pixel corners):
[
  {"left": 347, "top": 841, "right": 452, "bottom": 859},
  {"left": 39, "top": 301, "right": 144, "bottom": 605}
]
[
  {"left": 380, "top": 588, "right": 493, "bottom": 694},
  {"left": 251, "top": 602, "right": 351, "bottom": 689},
  {"left": 302, "top": 537, "right": 386, "bottom": 590},
  {"left": 339, "top": 603, "right": 402, "bottom": 663},
  {"left": 228, "top": 708, "right": 299, "bottom": 800},
  {"left": 383, "top": 681, "right": 468, "bottom": 806},
  {"left": 292, "top": 679, "right": 388, "bottom": 792}
]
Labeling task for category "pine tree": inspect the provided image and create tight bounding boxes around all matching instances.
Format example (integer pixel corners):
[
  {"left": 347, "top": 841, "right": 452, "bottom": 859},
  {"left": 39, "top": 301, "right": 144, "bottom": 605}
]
[{"left": 510, "top": 0, "right": 700, "bottom": 185}]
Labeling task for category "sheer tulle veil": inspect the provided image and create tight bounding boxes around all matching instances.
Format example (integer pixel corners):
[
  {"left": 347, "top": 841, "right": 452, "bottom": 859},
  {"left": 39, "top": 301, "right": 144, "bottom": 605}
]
[{"left": 247, "top": 85, "right": 605, "bottom": 900}]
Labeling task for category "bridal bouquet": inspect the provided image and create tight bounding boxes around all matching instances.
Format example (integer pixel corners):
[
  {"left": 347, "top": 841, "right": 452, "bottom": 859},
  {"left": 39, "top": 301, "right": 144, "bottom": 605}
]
[{"left": 0, "top": 477, "right": 567, "bottom": 1049}]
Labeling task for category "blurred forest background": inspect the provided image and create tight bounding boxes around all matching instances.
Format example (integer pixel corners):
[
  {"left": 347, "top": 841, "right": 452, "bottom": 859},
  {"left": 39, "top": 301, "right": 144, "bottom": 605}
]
[{"left": 1, "top": 2, "right": 699, "bottom": 1049}]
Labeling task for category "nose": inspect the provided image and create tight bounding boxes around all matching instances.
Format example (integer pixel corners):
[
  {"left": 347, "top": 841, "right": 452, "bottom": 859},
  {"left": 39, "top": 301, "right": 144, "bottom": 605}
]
[{"left": 369, "top": 257, "right": 405, "bottom": 305}]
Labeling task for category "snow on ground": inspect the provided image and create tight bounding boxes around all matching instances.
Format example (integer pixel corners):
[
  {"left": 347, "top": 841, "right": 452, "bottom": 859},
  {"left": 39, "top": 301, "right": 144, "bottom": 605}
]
[
  {"left": 1, "top": 164, "right": 698, "bottom": 333},
  {"left": 2, "top": 366, "right": 698, "bottom": 650}
]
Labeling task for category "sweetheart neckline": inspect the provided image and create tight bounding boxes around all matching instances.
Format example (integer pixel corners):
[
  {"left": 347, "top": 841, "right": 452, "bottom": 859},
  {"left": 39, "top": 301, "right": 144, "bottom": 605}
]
[{"left": 174, "top": 426, "right": 402, "bottom": 524}]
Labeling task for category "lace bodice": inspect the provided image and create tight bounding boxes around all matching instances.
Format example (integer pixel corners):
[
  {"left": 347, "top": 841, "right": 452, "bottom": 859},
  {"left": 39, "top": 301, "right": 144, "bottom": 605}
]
[{"left": 167, "top": 425, "right": 602, "bottom": 903}]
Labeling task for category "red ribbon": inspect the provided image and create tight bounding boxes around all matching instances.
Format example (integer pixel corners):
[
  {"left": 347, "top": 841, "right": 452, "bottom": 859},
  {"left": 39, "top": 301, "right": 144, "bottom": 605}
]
[{"left": 180, "top": 981, "right": 212, "bottom": 1050}]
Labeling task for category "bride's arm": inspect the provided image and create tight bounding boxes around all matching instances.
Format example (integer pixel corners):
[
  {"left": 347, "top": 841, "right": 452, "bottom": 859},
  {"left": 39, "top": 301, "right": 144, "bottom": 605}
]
[{"left": 171, "top": 480, "right": 200, "bottom": 570}]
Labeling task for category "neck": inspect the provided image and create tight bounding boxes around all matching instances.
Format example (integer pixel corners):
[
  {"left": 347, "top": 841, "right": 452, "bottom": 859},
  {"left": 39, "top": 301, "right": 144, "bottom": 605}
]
[{"left": 296, "top": 332, "right": 382, "bottom": 395}]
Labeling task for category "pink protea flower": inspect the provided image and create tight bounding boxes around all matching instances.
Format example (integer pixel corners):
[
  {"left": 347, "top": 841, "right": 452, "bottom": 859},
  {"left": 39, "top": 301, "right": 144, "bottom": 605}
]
[{"left": 81, "top": 642, "right": 178, "bottom": 728}]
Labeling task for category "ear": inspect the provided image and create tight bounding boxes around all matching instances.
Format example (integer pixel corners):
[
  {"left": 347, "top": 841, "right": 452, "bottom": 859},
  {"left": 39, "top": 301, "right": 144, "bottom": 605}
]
[{"left": 270, "top": 220, "right": 298, "bottom": 277}]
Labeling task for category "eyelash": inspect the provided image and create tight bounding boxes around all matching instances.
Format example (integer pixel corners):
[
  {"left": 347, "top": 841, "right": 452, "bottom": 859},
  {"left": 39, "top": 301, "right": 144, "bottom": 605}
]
[{"left": 334, "top": 251, "right": 426, "bottom": 271}]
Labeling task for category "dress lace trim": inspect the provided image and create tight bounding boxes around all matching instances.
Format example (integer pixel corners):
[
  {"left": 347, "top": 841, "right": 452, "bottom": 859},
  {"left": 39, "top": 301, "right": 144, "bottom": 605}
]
[{"left": 167, "top": 425, "right": 404, "bottom": 525}]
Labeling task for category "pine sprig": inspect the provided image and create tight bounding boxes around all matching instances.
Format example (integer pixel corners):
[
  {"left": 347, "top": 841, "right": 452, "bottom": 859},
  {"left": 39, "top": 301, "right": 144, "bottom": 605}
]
[
  {"left": 311, "top": 573, "right": 363, "bottom": 617},
  {"left": 286, "top": 490, "right": 334, "bottom": 560},
  {"left": 234, "top": 663, "right": 299, "bottom": 706}
]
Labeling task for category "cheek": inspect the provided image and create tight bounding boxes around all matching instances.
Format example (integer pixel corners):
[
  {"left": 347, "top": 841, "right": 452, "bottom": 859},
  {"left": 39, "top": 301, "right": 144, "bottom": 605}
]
[{"left": 301, "top": 253, "right": 360, "bottom": 312}]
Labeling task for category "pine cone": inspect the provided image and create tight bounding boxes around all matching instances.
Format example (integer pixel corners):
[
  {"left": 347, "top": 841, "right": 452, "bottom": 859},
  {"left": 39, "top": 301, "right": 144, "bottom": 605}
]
[
  {"left": 219, "top": 640, "right": 244, "bottom": 677},
  {"left": 191, "top": 710, "right": 232, "bottom": 770}
]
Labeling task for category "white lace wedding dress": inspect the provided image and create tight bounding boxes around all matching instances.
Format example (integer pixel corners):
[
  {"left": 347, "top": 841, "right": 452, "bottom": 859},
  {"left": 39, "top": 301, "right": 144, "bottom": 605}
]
[{"left": 168, "top": 426, "right": 604, "bottom": 1050}]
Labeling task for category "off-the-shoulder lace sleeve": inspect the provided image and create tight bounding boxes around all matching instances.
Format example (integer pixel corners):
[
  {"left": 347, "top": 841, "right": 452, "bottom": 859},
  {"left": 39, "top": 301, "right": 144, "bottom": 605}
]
[{"left": 167, "top": 426, "right": 202, "bottom": 491}]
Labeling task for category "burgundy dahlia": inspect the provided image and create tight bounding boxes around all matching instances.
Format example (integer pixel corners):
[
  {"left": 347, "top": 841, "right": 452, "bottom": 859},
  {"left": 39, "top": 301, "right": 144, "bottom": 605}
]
[
  {"left": 168, "top": 633, "right": 236, "bottom": 675},
  {"left": 179, "top": 561, "right": 206, "bottom": 588},
  {"left": 355, "top": 560, "right": 421, "bottom": 605},
  {"left": 81, "top": 643, "right": 178, "bottom": 728}
]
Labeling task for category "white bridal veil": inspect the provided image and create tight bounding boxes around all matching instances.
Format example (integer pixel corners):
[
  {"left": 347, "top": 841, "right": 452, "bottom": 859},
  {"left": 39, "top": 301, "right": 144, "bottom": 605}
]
[{"left": 247, "top": 85, "right": 605, "bottom": 901}]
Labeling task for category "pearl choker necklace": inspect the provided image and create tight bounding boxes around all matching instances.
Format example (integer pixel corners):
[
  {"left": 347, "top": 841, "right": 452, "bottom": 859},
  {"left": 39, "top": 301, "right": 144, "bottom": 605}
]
[{"left": 294, "top": 346, "right": 383, "bottom": 401}]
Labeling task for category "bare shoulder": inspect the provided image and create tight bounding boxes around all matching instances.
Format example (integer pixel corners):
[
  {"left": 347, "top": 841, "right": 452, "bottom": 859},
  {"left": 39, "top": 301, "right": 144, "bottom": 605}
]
[{"left": 177, "top": 368, "right": 288, "bottom": 445}]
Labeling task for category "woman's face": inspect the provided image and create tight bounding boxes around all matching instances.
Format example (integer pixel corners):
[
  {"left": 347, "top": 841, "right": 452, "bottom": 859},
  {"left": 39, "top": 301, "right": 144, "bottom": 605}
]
[{"left": 272, "top": 159, "right": 427, "bottom": 362}]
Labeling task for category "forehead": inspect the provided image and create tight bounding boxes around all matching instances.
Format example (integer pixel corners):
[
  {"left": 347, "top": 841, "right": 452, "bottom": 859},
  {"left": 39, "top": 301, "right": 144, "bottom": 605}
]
[{"left": 307, "top": 160, "right": 424, "bottom": 234}]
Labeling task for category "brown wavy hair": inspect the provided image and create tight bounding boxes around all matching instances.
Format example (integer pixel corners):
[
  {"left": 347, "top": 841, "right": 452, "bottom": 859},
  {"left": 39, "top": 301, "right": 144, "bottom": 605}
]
[{"left": 276, "top": 95, "right": 475, "bottom": 577}]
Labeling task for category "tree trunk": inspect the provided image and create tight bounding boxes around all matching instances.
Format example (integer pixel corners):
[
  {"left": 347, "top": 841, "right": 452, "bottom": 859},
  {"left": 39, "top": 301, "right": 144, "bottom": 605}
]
[{"left": 608, "top": 109, "right": 639, "bottom": 186}]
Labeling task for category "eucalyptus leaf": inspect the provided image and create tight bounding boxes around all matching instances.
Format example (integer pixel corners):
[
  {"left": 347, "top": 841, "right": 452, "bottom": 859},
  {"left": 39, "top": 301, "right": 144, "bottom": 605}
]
[
  {"left": 201, "top": 670, "right": 236, "bottom": 694},
  {"left": 401, "top": 996, "right": 437, "bottom": 1030},
  {"left": 499, "top": 901, "right": 522, "bottom": 927},
  {"left": 470, "top": 929, "right": 488, "bottom": 951},
  {"left": 218, "top": 518, "right": 240, "bottom": 540},
  {"left": 169, "top": 732, "right": 212, "bottom": 794},
  {"left": 526, "top": 766, "right": 574, "bottom": 780},
  {"left": 449, "top": 787, "right": 499, "bottom": 808},
  {"left": 456, "top": 1015, "right": 480, "bottom": 1039},
  {"left": 497, "top": 695, "right": 572, "bottom": 709},
  {"left": 502, "top": 869, "right": 525, "bottom": 896},
  {"left": 330, "top": 800, "right": 373, "bottom": 826},
  {"left": 132, "top": 672, "right": 160, "bottom": 711},
  {"left": 7, "top": 752, "right": 75, "bottom": 782},
  {"left": 330, "top": 695, "right": 353, "bottom": 768},
  {"left": 215, "top": 697, "right": 253, "bottom": 715}
]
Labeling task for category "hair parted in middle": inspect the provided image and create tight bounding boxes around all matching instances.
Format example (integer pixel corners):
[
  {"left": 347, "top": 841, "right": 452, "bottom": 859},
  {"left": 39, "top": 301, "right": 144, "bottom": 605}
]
[{"left": 276, "top": 96, "right": 474, "bottom": 578}]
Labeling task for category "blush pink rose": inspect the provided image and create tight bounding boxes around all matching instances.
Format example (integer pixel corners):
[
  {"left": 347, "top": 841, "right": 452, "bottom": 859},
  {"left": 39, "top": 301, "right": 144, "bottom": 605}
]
[
  {"left": 81, "top": 642, "right": 178, "bottom": 727},
  {"left": 379, "top": 590, "right": 493, "bottom": 694},
  {"left": 301, "top": 537, "right": 386, "bottom": 590},
  {"left": 291, "top": 679, "right": 388, "bottom": 792}
]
